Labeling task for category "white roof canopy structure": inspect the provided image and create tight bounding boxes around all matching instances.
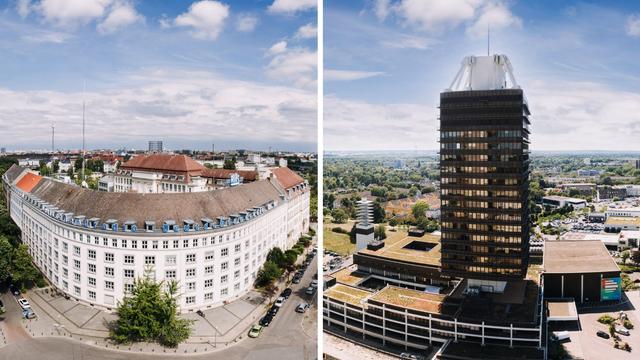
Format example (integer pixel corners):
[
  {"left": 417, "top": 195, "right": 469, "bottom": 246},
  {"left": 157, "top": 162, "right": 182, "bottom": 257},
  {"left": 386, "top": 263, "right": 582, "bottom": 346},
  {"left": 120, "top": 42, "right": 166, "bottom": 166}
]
[{"left": 446, "top": 54, "right": 519, "bottom": 92}]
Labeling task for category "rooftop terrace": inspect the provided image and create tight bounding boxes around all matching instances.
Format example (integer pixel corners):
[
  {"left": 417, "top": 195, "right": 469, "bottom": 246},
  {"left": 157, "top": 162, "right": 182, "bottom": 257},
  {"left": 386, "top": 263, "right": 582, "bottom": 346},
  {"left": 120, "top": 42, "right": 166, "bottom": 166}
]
[{"left": 359, "top": 231, "right": 441, "bottom": 267}]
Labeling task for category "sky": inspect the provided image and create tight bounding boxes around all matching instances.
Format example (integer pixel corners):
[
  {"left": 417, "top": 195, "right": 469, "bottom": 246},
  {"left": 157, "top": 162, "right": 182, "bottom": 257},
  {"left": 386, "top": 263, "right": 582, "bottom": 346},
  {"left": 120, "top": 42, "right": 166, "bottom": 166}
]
[
  {"left": 0, "top": 0, "right": 317, "bottom": 152},
  {"left": 324, "top": 0, "right": 640, "bottom": 152}
]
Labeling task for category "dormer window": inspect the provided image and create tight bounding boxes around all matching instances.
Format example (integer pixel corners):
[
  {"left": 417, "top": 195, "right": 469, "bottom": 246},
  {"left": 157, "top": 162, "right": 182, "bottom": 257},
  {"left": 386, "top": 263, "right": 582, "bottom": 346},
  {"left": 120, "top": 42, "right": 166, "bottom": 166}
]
[
  {"left": 218, "top": 217, "right": 227, "bottom": 227},
  {"left": 88, "top": 218, "right": 100, "bottom": 229},
  {"left": 183, "top": 219, "right": 195, "bottom": 232},
  {"left": 144, "top": 220, "right": 155, "bottom": 232},
  {"left": 73, "top": 215, "right": 85, "bottom": 226},
  {"left": 163, "top": 220, "right": 178, "bottom": 233},
  {"left": 105, "top": 219, "right": 118, "bottom": 231},
  {"left": 124, "top": 220, "right": 137, "bottom": 232},
  {"left": 63, "top": 212, "right": 74, "bottom": 223},
  {"left": 201, "top": 218, "right": 213, "bottom": 230}
]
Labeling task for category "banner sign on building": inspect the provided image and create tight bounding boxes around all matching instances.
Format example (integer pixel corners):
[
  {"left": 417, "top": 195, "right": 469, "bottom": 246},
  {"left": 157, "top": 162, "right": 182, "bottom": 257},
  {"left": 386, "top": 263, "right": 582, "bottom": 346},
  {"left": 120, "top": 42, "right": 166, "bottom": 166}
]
[{"left": 601, "top": 277, "right": 621, "bottom": 301}]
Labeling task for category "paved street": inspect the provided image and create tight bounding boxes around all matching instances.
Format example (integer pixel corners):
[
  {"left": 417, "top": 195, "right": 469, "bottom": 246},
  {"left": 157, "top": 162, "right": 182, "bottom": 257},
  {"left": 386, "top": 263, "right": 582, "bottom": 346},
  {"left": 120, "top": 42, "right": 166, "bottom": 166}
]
[{"left": 0, "top": 243, "right": 318, "bottom": 359}]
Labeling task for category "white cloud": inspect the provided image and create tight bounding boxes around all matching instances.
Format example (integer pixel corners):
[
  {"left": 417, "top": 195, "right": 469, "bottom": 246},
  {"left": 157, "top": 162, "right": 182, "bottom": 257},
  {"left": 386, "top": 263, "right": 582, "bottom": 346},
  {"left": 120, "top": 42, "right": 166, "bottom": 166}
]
[
  {"left": 294, "top": 23, "right": 317, "bottom": 39},
  {"left": 373, "top": 0, "right": 391, "bottom": 21},
  {"left": 627, "top": 14, "right": 640, "bottom": 37},
  {"left": 174, "top": 0, "right": 229, "bottom": 40},
  {"left": 380, "top": 34, "right": 438, "bottom": 49},
  {"left": 265, "top": 47, "right": 317, "bottom": 90},
  {"left": 394, "top": 0, "right": 480, "bottom": 31},
  {"left": 97, "top": 2, "right": 143, "bottom": 34},
  {"left": 268, "top": 0, "right": 316, "bottom": 15},
  {"left": 17, "top": 0, "right": 32, "bottom": 18},
  {"left": 324, "top": 95, "right": 437, "bottom": 151},
  {"left": 465, "top": 1, "right": 522, "bottom": 38},
  {"left": 0, "top": 69, "right": 317, "bottom": 150},
  {"left": 236, "top": 13, "right": 258, "bottom": 32},
  {"left": 266, "top": 40, "right": 288, "bottom": 56},
  {"left": 35, "top": 0, "right": 113, "bottom": 27},
  {"left": 325, "top": 69, "right": 384, "bottom": 81},
  {"left": 21, "top": 30, "right": 72, "bottom": 43}
]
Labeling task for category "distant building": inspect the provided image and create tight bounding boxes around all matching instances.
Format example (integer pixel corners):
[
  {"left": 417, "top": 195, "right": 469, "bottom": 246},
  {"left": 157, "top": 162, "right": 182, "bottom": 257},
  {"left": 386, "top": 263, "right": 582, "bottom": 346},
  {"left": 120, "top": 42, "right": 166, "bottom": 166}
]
[
  {"left": 98, "top": 174, "right": 114, "bottom": 192},
  {"left": 587, "top": 212, "right": 607, "bottom": 223},
  {"left": 278, "top": 158, "right": 288, "bottom": 168},
  {"left": 558, "top": 183, "right": 596, "bottom": 196},
  {"left": 148, "top": 140, "right": 163, "bottom": 153},
  {"left": 618, "top": 230, "right": 640, "bottom": 249},
  {"left": 115, "top": 154, "right": 208, "bottom": 193},
  {"left": 597, "top": 185, "right": 627, "bottom": 201},
  {"left": 636, "top": 159, "right": 640, "bottom": 170},
  {"left": 18, "top": 158, "right": 41, "bottom": 169},
  {"left": 0, "top": 147, "right": 5, "bottom": 154},
  {"left": 541, "top": 195, "right": 587, "bottom": 209},
  {"left": 606, "top": 206, "right": 640, "bottom": 217},
  {"left": 604, "top": 216, "right": 640, "bottom": 233},
  {"left": 577, "top": 169, "right": 602, "bottom": 176},
  {"left": 103, "top": 159, "right": 119, "bottom": 173}
]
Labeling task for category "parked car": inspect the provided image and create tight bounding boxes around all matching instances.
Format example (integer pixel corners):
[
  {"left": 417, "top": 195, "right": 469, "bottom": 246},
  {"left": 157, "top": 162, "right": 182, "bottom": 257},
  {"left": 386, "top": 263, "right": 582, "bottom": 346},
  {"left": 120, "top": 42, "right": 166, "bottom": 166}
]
[
  {"left": 10, "top": 284, "right": 20, "bottom": 296},
  {"left": 615, "top": 326, "right": 630, "bottom": 336},
  {"left": 274, "top": 296, "right": 285, "bottom": 307},
  {"left": 248, "top": 324, "right": 263, "bottom": 338},
  {"left": 551, "top": 331, "right": 570, "bottom": 341},
  {"left": 23, "top": 309, "right": 36, "bottom": 319},
  {"left": 305, "top": 286, "right": 315, "bottom": 295},
  {"left": 292, "top": 277, "right": 301, "bottom": 284},
  {"left": 281, "top": 288, "right": 293, "bottom": 299},
  {"left": 311, "top": 280, "right": 318, "bottom": 288},
  {"left": 296, "top": 303, "right": 310, "bottom": 313},
  {"left": 400, "top": 353, "right": 419, "bottom": 360},
  {"left": 269, "top": 305, "right": 279, "bottom": 316},
  {"left": 259, "top": 314, "right": 273, "bottom": 327},
  {"left": 18, "top": 298, "right": 30, "bottom": 310},
  {"left": 596, "top": 330, "right": 610, "bottom": 339}
]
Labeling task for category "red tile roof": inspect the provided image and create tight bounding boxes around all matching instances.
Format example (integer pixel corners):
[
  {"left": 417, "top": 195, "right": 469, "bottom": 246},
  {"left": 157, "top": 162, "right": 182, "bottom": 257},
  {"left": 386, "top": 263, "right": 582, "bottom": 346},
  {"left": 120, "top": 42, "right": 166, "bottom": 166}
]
[
  {"left": 16, "top": 172, "right": 43, "bottom": 193},
  {"left": 120, "top": 154, "right": 204, "bottom": 174},
  {"left": 202, "top": 168, "right": 258, "bottom": 182},
  {"left": 272, "top": 167, "right": 304, "bottom": 189}
]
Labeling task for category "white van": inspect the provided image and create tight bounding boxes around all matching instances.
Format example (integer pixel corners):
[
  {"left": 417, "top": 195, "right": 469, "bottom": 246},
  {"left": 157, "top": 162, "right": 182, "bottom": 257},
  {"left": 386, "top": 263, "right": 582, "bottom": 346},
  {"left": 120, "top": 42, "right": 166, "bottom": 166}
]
[{"left": 552, "top": 331, "right": 570, "bottom": 341}]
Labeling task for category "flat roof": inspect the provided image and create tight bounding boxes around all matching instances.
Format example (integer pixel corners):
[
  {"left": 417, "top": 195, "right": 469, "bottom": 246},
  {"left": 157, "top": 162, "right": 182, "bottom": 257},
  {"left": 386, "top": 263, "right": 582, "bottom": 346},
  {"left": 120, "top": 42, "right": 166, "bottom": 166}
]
[
  {"left": 331, "top": 266, "right": 368, "bottom": 287},
  {"left": 359, "top": 232, "right": 441, "bottom": 267},
  {"left": 369, "top": 285, "right": 444, "bottom": 314},
  {"left": 547, "top": 299, "right": 578, "bottom": 322},
  {"left": 543, "top": 240, "right": 620, "bottom": 274},
  {"left": 605, "top": 216, "right": 640, "bottom": 226},
  {"left": 542, "top": 195, "right": 586, "bottom": 203},
  {"left": 323, "top": 283, "right": 372, "bottom": 307}
]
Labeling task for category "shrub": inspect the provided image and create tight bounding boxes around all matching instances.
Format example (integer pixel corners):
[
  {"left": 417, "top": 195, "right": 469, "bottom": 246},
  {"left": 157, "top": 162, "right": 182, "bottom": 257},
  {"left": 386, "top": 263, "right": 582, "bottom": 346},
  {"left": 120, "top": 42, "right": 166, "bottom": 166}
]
[
  {"left": 332, "top": 227, "right": 349, "bottom": 234},
  {"left": 623, "top": 319, "right": 634, "bottom": 329},
  {"left": 598, "top": 314, "right": 615, "bottom": 325}
]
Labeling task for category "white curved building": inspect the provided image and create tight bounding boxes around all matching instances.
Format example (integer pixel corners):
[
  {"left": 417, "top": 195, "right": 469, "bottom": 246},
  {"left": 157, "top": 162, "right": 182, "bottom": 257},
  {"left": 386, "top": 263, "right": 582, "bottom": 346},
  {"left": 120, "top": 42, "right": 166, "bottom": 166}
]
[{"left": 2, "top": 164, "right": 310, "bottom": 312}]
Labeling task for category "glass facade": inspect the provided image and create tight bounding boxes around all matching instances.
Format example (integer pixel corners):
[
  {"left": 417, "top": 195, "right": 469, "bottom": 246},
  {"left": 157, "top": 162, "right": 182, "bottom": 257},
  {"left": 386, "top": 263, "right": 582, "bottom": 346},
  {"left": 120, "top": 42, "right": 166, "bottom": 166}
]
[{"left": 439, "top": 89, "right": 531, "bottom": 280}]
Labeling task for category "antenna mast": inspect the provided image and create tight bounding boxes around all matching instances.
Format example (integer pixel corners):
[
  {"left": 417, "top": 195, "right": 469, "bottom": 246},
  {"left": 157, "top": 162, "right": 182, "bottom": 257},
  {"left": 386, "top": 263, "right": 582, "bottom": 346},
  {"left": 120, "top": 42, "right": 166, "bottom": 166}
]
[
  {"left": 487, "top": 25, "right": 490, "bottom": 56},
  {"left": 82, "top": 81, "right": 86, "bottom": 182},
  {"left": 51, "top": 122, "right": 55, "bottom": 154}
]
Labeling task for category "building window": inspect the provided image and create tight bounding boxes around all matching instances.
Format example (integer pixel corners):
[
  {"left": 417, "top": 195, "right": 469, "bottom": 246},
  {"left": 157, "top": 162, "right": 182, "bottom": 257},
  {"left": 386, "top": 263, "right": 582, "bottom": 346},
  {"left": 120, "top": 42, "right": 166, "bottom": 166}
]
[
  {"left": 234, "top": 270, "right": 240, "bottom": 279},
  {"left": 221, "top": 248, "right": 228, "bottom": 257},
  {"left": 220, "top": 288, "right": 228, "bottom": 296},
  {"left": 125, "top": 283, "right": 134, "bottom": 293},
  {"left": 186, "top": 268, "right": 196, "bottom": 278},
  {"left": 165, "top": 270, "right": 176, "bottom": 279},
  {"left": 122, "top": 239, "right": 127, "bottom": 248},
  {"left": 63, "top": 242, "right": 68, "bottom": 251},
  {"left": 88, "top": 263, "right": 96, "bottom": 274},
  {"left": 162, "top": 241, "right": 168, "bottom": 249},
  {"left": 124, "top": 255, "right": 134, "bottom": 265},
  {"left": 186, "top": 282, "right": 196, "bottom": 291},
  {"left": 173, "top": 240, "right": 179, "bottom": 248},
  {"left": 124, "top": 269, "right": 135, "bottom": 278},
  {"left": 221, "top": 275, "right": 228, "bottom": 284},
  {"left": 183, "top": 239, "right": 189, "bottom": 248},
  {"left": 185, "top": 296, "right": 195, "bottom": 305},
  {"left": 88, "top": 277, "right": 96, "bottom": 287},
  {"left": 152, "top": 241, "right": 158, "bottom": 249},
  {"left": 142, "top": 240, "right": 148, "bottom": 249},
  {"left": 88, "top": 249, "right": 96, "bottom": 260},
  {"left": 235, "top": 244, "right": 241, "bottom": 253},
  {"left": 74, "top": 286, "right": 81, "bottom": 296},
  {"left": 234, "top": 283, "right": 240, "bottom": 291},
  {"left": 204, "top": 279, "right": 213, "bottom": 288},
  {"left": 105, "top": 253, "right": 114, "bottom": 263},
  {"left": 205, "top": 251, "right": 214, "bottom": 261},
  {"left": 73, "top": 246, "right": 80, "bottom": 256},
  {"left": 221, "top": 262, "right": 228, "bottom": 271},
  {"left": 105, "top": 281, "right": 114, "bottom": 290},
  {"left": 74, "top": 273, "right": 81, "bottom": 282},
  {"left": 165, "top": 255, "right": 176, "bottom": 266},
  {"left": 145, "top": 256, "right": 155, "bottom": 265},
  {"left": 88, "top": 290, "right": 96, "bottom": 300},
  {"left": 204, "top": 292, "right": 213, "bottom": 301},
  {"left": 73, "top": 259, "right": 80, "bottom": 270},
  {"left": 105, "top": 267, "right": 114, "bottom": 277},
  {"left": 193, "top": 238, "right": 198, "bottom": 247},
  {"left": 234, "top": 258, "right": 240, "bottom": 267},
  {"left": 186, "top": 253, "right": 196, "bottom": 263},
  {"left": 205, "top": 265, "right": 214, "bottom": 274},
  {"left": 62, "top": 255, "right": 68, "bottom": 265},
  {"left": 131, "top": 240, "right": 137, "bottom": 249}
]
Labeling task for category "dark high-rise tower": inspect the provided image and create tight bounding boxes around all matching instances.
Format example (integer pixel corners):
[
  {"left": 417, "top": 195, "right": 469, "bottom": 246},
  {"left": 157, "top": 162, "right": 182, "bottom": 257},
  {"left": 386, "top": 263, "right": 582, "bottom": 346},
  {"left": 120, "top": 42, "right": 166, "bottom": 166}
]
[{"left": 439, "top": 55, "right": 531, "bottom": 290}]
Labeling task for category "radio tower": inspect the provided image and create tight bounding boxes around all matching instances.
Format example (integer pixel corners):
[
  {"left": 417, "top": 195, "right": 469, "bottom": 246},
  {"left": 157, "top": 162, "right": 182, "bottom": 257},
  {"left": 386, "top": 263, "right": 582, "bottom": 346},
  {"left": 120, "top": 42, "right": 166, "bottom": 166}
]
[
  {"left": 81, "top": 81, "right": 86, "bottom": 186},
  {"left": 51, "top": 122, "right": 55, "bottom": 154}
]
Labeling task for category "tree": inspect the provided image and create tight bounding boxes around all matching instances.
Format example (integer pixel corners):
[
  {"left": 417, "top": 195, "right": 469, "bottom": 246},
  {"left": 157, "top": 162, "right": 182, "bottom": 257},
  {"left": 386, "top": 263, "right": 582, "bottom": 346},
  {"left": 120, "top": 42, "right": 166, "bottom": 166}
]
[
  {"left": 110, "top": 278, "right": 192, "bottom": 347},
  {"left": 223, "top": 157, "right": 236, "bottom": 170},
  {"left": 411, "top": 201, "right": 429, "bottom": 220},
  {"left": 67, "top": 167, "right": 74, "bottom": 179},
  {"left": 52, "top": 160, "right": 60, "bottom": 173},
  {"left": 256, "top": 261, "right": 282, "bottom": 286},
  {"left": 375, "top": 225, "right": 387, "bottom": 240},
  {"left": 0, "top": 236, "right": 13, "bottom": 283},
  {"left": 631, "top": 250, "right": 640, "bottom": 266},
  {"left": 266, "top": 247, "right": 285, "bottom": 267},
  {"left": 11, "top": 244, "right": 39, "bottom": 285},
  {"left": 331, "top": 208, "right": 347, "bottom": 224},
  {"left": 74, "top": 158, "right": 84, "bottom": 171},
  {"left": 621, "top": 250, "right": 630, "bottom": 265},
  {"left": 283, "top": 250, "right": 298, "bottom": 269},
  {"left": 372, "top": 201, "right": 386, "bottom": 223}
]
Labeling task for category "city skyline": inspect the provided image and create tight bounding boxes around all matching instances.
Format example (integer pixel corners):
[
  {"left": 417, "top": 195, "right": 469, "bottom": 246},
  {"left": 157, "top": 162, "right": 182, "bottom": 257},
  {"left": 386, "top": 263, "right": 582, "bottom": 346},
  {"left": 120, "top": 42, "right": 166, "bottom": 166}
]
[
  {"left": 324, "top": 0, "right": 640, "bottom": 152},
  {"left": 0, "top": 0, "right": 317, "bottom": 152}
]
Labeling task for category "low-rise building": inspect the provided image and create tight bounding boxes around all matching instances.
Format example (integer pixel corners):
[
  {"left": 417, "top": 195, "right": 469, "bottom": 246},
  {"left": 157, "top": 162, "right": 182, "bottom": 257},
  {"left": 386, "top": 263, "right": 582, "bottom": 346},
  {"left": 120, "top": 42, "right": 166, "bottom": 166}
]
[
  {"left": 618, "top": 230, "right": 640, "bottom": 249},
  {"left": 597, "top": 185, "right": 627, "bottom": 201},
  {"left": 604, "top": 216, "right": 640, "bottom": 233},
  {"left": 541, "top": 195, "right": 587, "bottom": 209}
]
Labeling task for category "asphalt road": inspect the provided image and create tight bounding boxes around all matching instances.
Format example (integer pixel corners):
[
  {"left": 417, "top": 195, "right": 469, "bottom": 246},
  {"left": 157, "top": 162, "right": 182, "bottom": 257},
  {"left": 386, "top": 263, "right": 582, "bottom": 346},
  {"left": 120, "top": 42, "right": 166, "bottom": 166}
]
[{"left": 0, "top": 252, "right": 318, "bottom": 360}]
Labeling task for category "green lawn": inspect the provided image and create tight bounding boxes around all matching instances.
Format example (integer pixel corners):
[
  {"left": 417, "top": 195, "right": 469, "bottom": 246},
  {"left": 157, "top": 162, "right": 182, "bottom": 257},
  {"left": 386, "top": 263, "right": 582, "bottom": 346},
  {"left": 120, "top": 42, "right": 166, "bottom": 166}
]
[{"left": 323, "top": 222, "right": 356, "bottom": 256}]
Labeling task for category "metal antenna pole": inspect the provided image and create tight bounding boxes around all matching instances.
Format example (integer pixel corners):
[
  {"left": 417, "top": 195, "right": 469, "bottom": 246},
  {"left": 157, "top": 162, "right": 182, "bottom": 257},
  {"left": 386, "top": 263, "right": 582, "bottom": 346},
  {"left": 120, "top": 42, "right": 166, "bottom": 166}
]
[
  {"left": 487, "top": 25, "right": 490, "bottom": 56},
  {"left": 82, "top": 80, "right": 86, "bottom": 182}
]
